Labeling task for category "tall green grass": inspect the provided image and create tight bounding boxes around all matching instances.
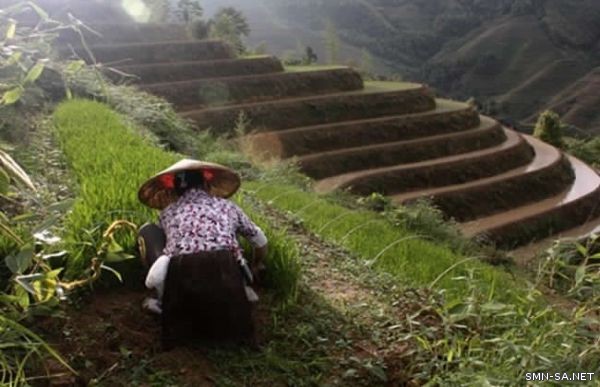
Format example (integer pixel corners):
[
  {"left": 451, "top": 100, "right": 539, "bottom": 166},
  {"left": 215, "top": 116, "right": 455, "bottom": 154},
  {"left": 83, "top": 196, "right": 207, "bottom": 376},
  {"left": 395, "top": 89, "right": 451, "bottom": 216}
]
[
  {"left": 53, "top": 99, "right": 299, "bottom": 303},
  {"left": 245, "top": 181, "right": 520, "bottom": 303},
  {"left": 53, "top": 99, "right": 178, "bottom": 276}
]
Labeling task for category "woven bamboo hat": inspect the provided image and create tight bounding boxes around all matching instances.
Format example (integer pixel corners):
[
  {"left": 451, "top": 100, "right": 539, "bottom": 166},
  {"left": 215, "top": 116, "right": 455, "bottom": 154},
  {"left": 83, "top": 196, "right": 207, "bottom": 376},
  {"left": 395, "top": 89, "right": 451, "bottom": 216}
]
[{"left": 138, "top": 159, "right": 241, "bottom": 210}]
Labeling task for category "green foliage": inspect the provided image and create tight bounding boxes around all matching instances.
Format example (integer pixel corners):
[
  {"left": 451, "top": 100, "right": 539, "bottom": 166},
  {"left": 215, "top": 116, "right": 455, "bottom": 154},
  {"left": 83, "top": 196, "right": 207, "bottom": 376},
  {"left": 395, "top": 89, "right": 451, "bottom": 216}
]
[
  {"left": 533, "top": 110, "right": 564, "bottom": 148},
  {"left": 64, "top": 67, "right": 199, "bottom": 155},
  {"left": 238, "top": 192, "right": 301, "bottom": 306},
  {"left": 0, "top": 148, "right": 36, "bottom": 246},
  {"left": 209, "top": 7, "right": 250, "bottom": 55},
  {"left": 0, "top": 1, "right": 95, "bottom": 107},
  {"left": 356, "top": 192, "right": 391, "bottom": 212},
  {"left": 0, "top": 314, "right": 75, "bottom": 386},
  {"left": 0, "top": 149, "right": 92, "bottom": 384},
  {"left": 246, "top": 181, "right": 599, "bottom": 384},
  {"left": 175, "top": 0, "right": 209, "bottom": 39},
  {"left": 565, "top": 136, "right": 600, "bottom": 168},
  {"left": 213, "top": 7, "right": 250, "bottom": 36},
  {"left": 0, "top": 2, "right": 48, "bottom": 106}
]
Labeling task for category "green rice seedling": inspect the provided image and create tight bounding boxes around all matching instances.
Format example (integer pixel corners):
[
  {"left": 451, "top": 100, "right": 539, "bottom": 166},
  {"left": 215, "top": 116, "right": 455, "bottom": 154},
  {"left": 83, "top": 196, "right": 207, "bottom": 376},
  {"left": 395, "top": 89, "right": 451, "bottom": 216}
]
[
  {"left": 53, "top": 99, "right": 179, "bottom": 276},
  {"left": 385, "top": 198, "right": 476, "bottom": 254},
  {"left": 244, "top": 182, "right": 517, "bottom": 302}
]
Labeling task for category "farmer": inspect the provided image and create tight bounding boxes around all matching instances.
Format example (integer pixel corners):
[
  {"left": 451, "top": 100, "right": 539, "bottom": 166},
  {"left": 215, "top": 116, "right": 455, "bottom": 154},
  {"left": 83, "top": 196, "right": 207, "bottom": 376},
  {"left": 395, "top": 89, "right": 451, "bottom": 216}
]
[{"left": 136, "top": 159, "right": 267, "bottom": 346}]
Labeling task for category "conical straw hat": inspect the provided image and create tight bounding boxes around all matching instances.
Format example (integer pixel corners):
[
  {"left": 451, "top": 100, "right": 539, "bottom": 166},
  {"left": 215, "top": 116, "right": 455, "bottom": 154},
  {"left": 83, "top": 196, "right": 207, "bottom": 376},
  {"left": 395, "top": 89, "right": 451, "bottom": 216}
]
[{"left": 138, "top": 159, "right": 241, "bottom": 210}]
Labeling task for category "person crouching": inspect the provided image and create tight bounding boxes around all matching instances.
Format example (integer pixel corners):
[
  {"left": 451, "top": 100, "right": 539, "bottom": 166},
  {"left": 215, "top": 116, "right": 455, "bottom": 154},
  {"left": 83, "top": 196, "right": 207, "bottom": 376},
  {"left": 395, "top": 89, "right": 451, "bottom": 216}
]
[{"left": 137, "top": 159, "right": 268, "bottom": 348}]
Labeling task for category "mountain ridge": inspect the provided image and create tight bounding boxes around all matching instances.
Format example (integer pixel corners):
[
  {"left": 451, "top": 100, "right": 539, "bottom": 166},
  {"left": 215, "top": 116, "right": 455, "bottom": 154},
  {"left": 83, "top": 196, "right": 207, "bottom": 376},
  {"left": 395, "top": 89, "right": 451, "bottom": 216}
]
[{"left": 212, "top": 0, "right": 600, "bottom": 134}]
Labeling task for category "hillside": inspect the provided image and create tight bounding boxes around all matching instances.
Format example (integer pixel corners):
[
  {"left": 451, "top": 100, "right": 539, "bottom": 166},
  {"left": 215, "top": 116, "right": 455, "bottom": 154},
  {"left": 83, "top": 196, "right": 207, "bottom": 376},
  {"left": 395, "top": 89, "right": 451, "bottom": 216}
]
[
  {"left": 201, "top": 0, "right": 396, "bottom": 75},
  {"left": 1, "top": 1, "right": 599, "bottom": 384},
  {"left": 211, "top": 0, "right": 600, "bottom": 134}
]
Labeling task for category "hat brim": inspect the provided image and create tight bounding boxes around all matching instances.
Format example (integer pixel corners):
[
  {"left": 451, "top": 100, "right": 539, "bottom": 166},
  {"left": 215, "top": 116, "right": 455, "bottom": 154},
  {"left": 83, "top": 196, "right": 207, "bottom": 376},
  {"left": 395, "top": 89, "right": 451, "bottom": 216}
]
[{"left": 138, "top": 159, "right": 241, "bottom": 210}]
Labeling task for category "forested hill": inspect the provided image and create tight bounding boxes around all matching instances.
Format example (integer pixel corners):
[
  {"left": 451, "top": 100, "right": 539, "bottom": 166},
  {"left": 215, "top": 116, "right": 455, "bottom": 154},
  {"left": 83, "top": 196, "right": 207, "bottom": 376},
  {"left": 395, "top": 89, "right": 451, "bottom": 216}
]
[{"left": 207, "top": 0, "right": 600, "bottom": 135}]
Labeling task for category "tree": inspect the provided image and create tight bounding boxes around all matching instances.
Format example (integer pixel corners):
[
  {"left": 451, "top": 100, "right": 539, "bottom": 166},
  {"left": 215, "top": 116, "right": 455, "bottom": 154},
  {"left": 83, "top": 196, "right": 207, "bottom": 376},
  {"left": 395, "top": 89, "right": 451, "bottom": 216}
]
[
  {"left": 213, "top": 7, "right": 250, "bottom": 37},
  {"left": 303, "top": 46, "right": 318, "bottom": 65},
  {"left": 209, "top": 7, "right": 250, "bottom": 55},
  {"left": 176, "top": 0, "right": 203, "bottom": 24},
  {"left": 533, "top": 110, "right": 564, "bottom": 148},
  {"left": 323, "top": 19, "right": 340, "bottom": 64}
]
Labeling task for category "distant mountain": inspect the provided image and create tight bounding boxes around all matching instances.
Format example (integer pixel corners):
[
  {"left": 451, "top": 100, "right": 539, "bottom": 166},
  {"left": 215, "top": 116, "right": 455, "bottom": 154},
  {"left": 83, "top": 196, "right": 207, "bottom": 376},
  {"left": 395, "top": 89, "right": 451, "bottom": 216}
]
[
  {"left": 201, "top": 0, "right": 396, "bottom": 76},
  {"left": 206, "top": 0, "right": 600, "bottom": 135}
]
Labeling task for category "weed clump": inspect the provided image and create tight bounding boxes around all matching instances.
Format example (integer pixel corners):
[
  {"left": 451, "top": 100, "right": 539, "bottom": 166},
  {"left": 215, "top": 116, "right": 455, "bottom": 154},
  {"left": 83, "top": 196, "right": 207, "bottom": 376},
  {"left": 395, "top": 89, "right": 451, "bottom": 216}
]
[
  {"left": 533, "top": 110, "right": 564, "bottom": 148},
  {"left": 537, "top": 234, "right": 600, "bottom": 302},
  {"left": 356, "top": 192, "right": 391, "bottom": 212},
  {"left": 385, "top": 199, "right": 473, "bottom": 253},
  {"left": 400, "top": 270, "right": 599, "bottom": 384}
]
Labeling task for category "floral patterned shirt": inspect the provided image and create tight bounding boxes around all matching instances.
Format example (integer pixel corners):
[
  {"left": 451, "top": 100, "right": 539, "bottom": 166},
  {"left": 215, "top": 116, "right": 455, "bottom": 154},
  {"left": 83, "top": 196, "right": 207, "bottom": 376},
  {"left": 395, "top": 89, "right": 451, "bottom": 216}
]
[{"left": 159, "top": 188, "right": 267, "bottom": 259}]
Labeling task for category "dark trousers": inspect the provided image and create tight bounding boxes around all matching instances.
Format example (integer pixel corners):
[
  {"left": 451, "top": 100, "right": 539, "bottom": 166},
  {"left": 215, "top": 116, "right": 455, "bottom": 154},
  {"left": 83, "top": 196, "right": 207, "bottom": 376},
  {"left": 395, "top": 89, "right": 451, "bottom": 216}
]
[
  {"left": 137, "top": 224, "right": 255, "bottom": 348},
  {"left": 137, "top": 223, "right": 166, "bottom": 269}
]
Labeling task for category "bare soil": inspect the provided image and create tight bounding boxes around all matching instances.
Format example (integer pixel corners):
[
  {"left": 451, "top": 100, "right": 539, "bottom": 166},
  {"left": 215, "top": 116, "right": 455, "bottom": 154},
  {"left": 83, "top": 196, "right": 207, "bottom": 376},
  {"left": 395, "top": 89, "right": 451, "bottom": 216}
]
[{"left": 39, "top": 289, "right": 216, "bottom": 386}]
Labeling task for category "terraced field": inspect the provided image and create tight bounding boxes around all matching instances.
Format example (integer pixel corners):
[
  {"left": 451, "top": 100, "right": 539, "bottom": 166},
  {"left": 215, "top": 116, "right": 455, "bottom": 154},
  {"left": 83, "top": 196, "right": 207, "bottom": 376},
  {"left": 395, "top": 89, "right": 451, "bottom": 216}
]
[{"left": 64, "top": 23, "right": 600, "bottom": 249}]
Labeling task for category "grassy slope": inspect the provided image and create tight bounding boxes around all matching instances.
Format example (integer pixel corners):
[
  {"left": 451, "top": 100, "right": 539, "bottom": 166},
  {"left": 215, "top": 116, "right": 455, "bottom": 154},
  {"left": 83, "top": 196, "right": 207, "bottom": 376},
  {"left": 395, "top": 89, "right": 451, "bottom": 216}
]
[{"left": 244, "top": 182, "right": 520, "bottom": 303}]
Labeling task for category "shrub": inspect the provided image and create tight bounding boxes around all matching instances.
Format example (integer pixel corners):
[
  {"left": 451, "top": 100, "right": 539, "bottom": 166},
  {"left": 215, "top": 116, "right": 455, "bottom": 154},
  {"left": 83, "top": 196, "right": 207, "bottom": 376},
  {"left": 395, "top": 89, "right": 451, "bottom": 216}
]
[
  {"left": 356, "top": 192, "right": 391, "bottom": 212},
  {"left": 533, "top": 110, "right": 564, "bottom": 148},
  {"left": 566, "top": 136, "right": 600, "bottom": 168}
]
